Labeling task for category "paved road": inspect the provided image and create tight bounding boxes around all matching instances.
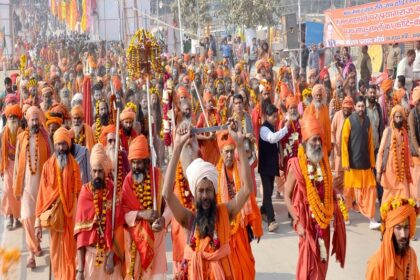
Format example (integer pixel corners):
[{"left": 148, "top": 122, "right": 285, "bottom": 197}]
[{"left": 1, "top": 183, "right": 419, "bottom": 279}]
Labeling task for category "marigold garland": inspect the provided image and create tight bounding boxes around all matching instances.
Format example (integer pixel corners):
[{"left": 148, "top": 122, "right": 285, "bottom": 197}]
[
  {"left": 26, "top": 130, "right": 39, "bottom": 175},
  {"left": 338, "top": 198, "right": 349, "bottom": 221},
  {"left": 392, "top": 129, "right": 407, "bottom": 183},
  {"left": 175, "top": 163, "right": 195, "bottom": 211},
  {"left": 297, "top": 145, "right": 334, "bottom": 229},
  {"left": 380, "top": 197, "right": 419, "bottom": 234},
  {"left": 93, "top": 185, "right": 107, "bottom": 266},
  {"left": 94, "top": 100, "right": 102, "bottom": 142},
  {"left": 56, "top": 159, "right": 77, "bottom": 217},
  {"left": 74, "top": 128, "right": 85, "bottom": 145}
]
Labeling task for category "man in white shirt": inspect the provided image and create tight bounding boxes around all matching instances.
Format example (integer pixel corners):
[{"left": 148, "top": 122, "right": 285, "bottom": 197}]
[
  {"left": 394, "top": 49, "right": 416, "bottom": 92},
  {"left": 413, "top": 41, "right": 420, "bottom": 84}
]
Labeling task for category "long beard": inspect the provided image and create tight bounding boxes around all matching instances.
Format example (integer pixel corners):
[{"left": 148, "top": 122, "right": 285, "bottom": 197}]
[
  {"left": 123, "top": 126, "right": 132, "bottom": 136},
  {"left": 133, "top": 170, "right": 146, "bottom": 183},
  {"left": 56, "top": 153, "right": 68, "bottom": 170},
  {"left": 195, "top": 199, "right": 217, "bottom": 238},
  {"left": 73, "top": 124, "right": 82, "bottom": 136},
  {"left": 7, "top": 119, "right": 19, "bottom": 135},
  {"left": 314, "top": 100, "right": 323, "bottom": 110},
  {"left": 306, "top": 143, "right": 323, "bottom": 164},
  {"left": 106, "top": 146, "right": 116, "bottom": 166},
  {"left": 100, "top": 115, "right": 109, "bottom": 126},
  {"left": 288, "top": 112, "right": 299, "bottom": 121},
  {"left": 392, "top": 234, "right": 409, "bottom": 257}
]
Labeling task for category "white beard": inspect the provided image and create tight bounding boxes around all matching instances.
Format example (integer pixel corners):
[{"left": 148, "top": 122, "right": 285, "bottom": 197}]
[
  {"left": 56, "top": 154, "right": 68, "bottom": 170},
  {"left": 73, "top": 124, "right": 82, "bottom": 136},
  {"left": 106, "top": 146, "right": 116, "bottom": 166},
  {"left": 7, "top": 119, "right": 19, "bottom": 135},
  {"left": 306, "top": 143, "right": 323, "bottom": 164}
]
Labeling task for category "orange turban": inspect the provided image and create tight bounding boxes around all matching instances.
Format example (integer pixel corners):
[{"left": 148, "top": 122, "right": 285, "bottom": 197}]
[
  {"left": 26, "top": 106, "right": 42, "bottom": 121},
  {"left": 280, "top": 83, "right": 291, "bottom": 101},
  {"left": 90, "top": 143, "right": 112, "bottom": 175},
  {"left": 217, "top": 130, "right": 236, "bottom": 151},
  {"left": 285, "top": 95, "right": 298, "bottom": 109},
  {"left": 71, "top": 105, "right": 84, "bottom": 118},
  {"left": 120, "top": 108, "right": 136, "bottom": 121},
  {"left": 100, "top": 124, "right": 116, "bottom": 146},
  {"left": 203, "top": 91, "right": 215, "bottom": 103},
  {"left": 128, "top": 135, "right": 150, "bottom": 161},
  {"left": 53, "top": 127, "right": 71, "bottom": 146},
  {"left": 312, "top": 84, "right": 326, "bottom": 97},
  {"left": 112, "top": 76, "right": 122, "bottom": 92},
  {"left": 390, "top": 105, "right": 406, "bottom": 128},
  {"left": 5, "top": 104, "right": 22, "bottom": 119},
  {"left": 342, "top": 96, "right": 354, "bottom": 108},
  {"left": 177, "top": 86, "right": 191, "bottom": 100},
  {"left": 301, "top": 115, "right": 323, "bottom": 143},
  {"left": 381, "top": 79, "right": 393, "bottom": 94},
  {"left": 41, "top": 85, "right": 53, "bottom": 95},
  {"left": 46, "top": 116, "right": 63, "bottom": 127},
  {"left": 50, "top": 103, "right": 70, "bottom": 120},
  {"left": 413, "top": 87, "right": 420, "bottom": 104},
  {"left": 393, "top": 89, "right": 405, "bottom": 104},
  {"left": 379, "top": 197, "right": 418, "bottom": 279}
]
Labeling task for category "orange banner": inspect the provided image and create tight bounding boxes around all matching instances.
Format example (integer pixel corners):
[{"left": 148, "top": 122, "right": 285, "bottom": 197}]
[{"left": 324, "top": 0, "right": 420, "bottom": 47}]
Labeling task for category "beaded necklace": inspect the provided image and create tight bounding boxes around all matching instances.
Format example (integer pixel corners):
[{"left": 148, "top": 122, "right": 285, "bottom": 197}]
[
  {"left": 56, "top": 159, "right": 77, "bottom": 217},
  {"left": 93, "top": 185, "right": 107, "bottom": 266},
  {"left": 27, "top": 130, "right": 39, "bottom": 175}
]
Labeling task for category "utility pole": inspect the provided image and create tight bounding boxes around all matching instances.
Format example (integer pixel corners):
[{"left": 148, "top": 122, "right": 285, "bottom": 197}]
[
  {"left": 177, "top": 0, "right": 183, "bottom": 54},
  {"left": 298, "top": 0, "right": 302, "bottom": 72}
]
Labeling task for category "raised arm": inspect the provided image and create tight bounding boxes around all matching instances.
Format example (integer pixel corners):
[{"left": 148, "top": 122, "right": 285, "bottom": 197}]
[
  {"left": 227, "top": 121, "right": 252, "bottom": 220},
  {"left": 162, "top": 123, "right": 193, "bottom": 228}
]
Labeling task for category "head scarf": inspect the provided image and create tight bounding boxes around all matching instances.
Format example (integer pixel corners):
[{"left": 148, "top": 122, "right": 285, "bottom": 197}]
[
  {"left": 90, "top": 143, "right": 112, "bottom": 175},
  {"left": 26, "top": 106, "right": 42, "bottom": 121},
  {"left": 319, "top": 68, "right": 329, "bottom": 80},
  {"left": 301, "top": 115, "right": 323, "bottom": 143},
  {"left": 53, "top": 127, "right": 71, "bottom": 146},
  {"left": 5, "top": 104, "right": 22, "bottom": 119},
  {"left": 286, "top": 95, "right": 299, "bottom": 109},
  {"left": 381, "top": 79, "right": 393, "bottom": 94},
  {"left": 312, "top": 84, "right": 326, "bottom": 98},
  {"left": 50, "top": 103, "right": 70, "bottom": 120},
  {"left": 393, "top": 89, "right": 405, "bottom": 104},
  {"left": 120, "top": 107, "right": 136, "bottom": 121},
  {"left": 203, "top": 91, "right": 215, "bottom": 103},
  {"left": 46, "top": 116, "right": 63, "bottom": 127},
  {"left": 390, "top": 105, "right": 406, "bottom": 128},
  {"left": 379, "top": 197, "right": 418, "bottom": 279},
  {"left": 128, "top": 135, "right": 149, "bottom": 161},
  {"left": 71, "top": 105, "right": 84, "bottom": 118},
  {"left": 177, "top": 86, "right": 191, "bottom": 100},
  {"left": 186, "top": 158, "right": 218, "bottom": 197},
  {"left": 342, "top": 96, "right": 354, "bottom": 109},
  {"left": 413, "top": 87, "right": 420, "bottom": 104},
  {"left": 217, "top": 130, "right": 236, "bottom": 151},
  {"left": 99, "top": 124, "right": 116, "bottom": 146}
]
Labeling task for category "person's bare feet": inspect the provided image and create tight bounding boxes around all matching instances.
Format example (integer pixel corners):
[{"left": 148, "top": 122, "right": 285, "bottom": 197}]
[{"left": 26, "top": 257, "right": 36, "bottom": 269}]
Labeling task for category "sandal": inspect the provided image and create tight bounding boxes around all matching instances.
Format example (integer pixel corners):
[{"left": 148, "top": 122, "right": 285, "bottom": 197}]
[
  {"left": 34, "top": 247, "right": 44, "bottom": 257},
  {"left": 26, "top": 257, "right": 36, "bottom": 269}
]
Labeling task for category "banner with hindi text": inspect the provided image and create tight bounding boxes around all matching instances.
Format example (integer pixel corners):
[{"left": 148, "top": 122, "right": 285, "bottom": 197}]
[{"left": 324, "top": 0, "right": 420, "bottom": 47}]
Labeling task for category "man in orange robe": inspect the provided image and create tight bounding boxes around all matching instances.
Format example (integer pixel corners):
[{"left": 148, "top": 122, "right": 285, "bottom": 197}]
[
  {"left": 0, "top": 104, "right": 22, "bottom": 230},
  {"left": 196, "top": 91, "right": 221, "bottom": 165},
  {"left": 376, "top": 105, "right": 412, "bottom": 203},
  {"left": 14, "top": 106, "right": 52, "bottom": 268},
  {"left": 284, "top": 116, "right": 346, "bottom": 279},
  {"left": 162, "top": 122, "right": 254, "bottom": 279},
  {"left": 366, "top": 197, "right": 419, "bottom": 279},
  {"left": 216, "top": 131, "right": 263, "bottom": 280},
  {"left": 35, "top": 127, "right": 82, "bottom": 279},
  {"left": 74, "top": 144, "right": 124, "bottom": 279},
  {"left": 119, "top": 108, "right": 137, "bottom": 152},
  {"left": 121, "top": 135, "right": 172, "bottom": 279},
  {"left": 70, "top": 104, "right": 95, "bottom": 151},
  {"left": 303, "top": 84, "right": 332, "bottom": 154}
]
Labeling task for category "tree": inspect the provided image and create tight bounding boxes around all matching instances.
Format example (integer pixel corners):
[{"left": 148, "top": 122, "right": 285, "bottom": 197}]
[{"left": 171, "top": 0, "right": 211, "bottom": 37}]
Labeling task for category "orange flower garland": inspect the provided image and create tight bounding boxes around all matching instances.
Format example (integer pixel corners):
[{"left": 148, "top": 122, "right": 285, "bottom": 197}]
[
  {"left": 93, "top": 186, "right": 107, "bottom": 266},
  {"left": 94, "top": 100, "right": 102, "bottom": 142},
  {"left": 297, "top": 145, "right": 333, "bottom": 229},
  {"left": 56, "top": 159, "right": 78, "bottom": 217},
  {"left": 26, "top": 130, "right": 39, "bottom": 175},
  {"left": 392, "top": 129, "right": 406, "bottom": 183},
  {"left": 175, "top": 163, "right": 195, "bottom": 211},
  {"left": 74, "top": 128, "right": 85, "bottom": 145},
  {"left": 132, "top": 172, "right": 153, "bottom": 210},
  {"left": 116, "top": 153, "right": 123, "bottom": 195}
]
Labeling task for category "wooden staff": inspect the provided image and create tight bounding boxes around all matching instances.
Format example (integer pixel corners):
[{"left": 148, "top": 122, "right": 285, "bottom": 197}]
[
  {"left": 111, "top": 107, "right": 120, "bottom": 238},
  {"left": 146, "top": 76, "right": 157, "bottom": 211}
]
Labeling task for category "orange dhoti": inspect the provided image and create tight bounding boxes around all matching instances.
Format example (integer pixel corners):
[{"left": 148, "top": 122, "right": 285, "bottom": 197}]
[
  {"left": 410, "top": 157, "right": 420, "bottom": 202},
  {"left": 171, "top": 218, "right": 187, "bottom": 274},
  {"left": 229, "top": 226, "right": 255, "bottom": 280},
  {"left": 1, "top": 161, "right": 20, "bottom": 217}
]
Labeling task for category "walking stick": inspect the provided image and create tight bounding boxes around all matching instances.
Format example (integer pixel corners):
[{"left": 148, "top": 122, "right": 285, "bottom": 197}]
[
  {"left": 146, "top": 77, "right": 157, "bottom": 211},
  {"left": 111, "top": 108, "right": 120, "bottom": 238}
]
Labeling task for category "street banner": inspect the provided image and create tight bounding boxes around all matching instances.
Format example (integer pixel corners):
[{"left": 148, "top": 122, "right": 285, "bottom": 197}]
[{"left": 324, "top": 0, "right": 420, "bottom": 47}]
